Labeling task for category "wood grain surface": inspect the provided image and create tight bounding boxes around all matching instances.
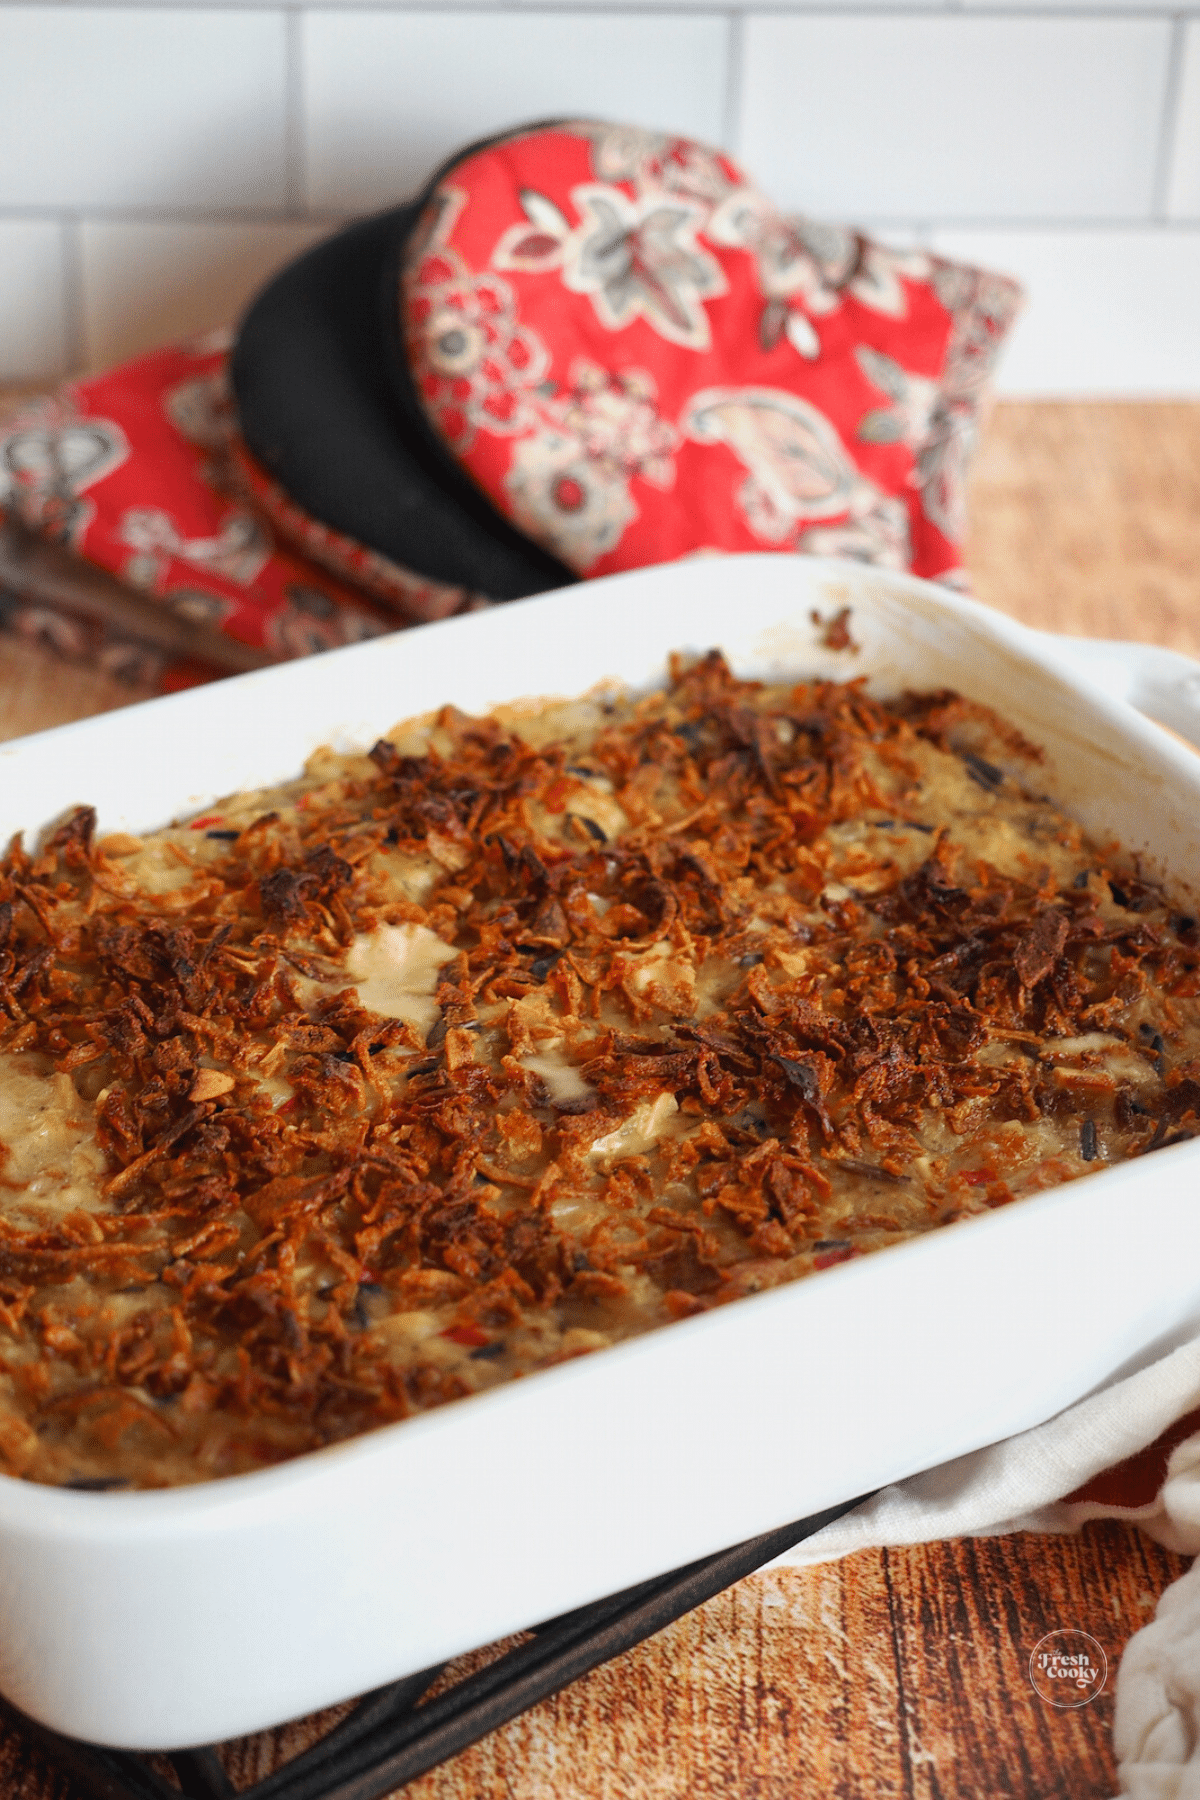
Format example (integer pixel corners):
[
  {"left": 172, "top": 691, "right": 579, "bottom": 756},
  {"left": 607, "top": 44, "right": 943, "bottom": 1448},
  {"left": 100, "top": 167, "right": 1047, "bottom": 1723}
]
[
  {"left": 1, "top": 395, "right": 1198, "bottom": 1799},
  {"left": 966, "top": 401, "right": 1200, "bottom": 654},
  {"left": 207, "top": 1523, "right": 1187, "bottom": 1800}
]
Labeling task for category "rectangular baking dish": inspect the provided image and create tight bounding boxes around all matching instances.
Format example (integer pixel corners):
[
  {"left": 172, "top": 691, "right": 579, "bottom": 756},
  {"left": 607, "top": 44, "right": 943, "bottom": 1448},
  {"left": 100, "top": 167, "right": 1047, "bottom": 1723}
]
[{"left": 2, "top": 552, "right": 1200, "bottom": 1752}]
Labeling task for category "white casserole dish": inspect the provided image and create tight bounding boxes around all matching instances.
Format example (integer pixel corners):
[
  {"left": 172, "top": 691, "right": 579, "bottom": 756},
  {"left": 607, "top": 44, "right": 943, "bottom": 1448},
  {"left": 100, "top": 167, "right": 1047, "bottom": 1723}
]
[{"left": 2, "top": 552, "right": 1200, "bottom": 1751}]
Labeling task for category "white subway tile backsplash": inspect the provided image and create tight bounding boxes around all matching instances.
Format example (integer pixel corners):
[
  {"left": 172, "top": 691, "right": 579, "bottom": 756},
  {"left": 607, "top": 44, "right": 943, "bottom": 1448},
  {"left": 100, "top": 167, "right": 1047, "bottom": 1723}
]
[
  {"left": 738, "top": 16, "right": 1171, "bottom": 223},
  {"left": 509, "top": 0, "right": 926, "bottom": 9},
  {"left": 931, "top": 228, "right": 1200, "bottom": 396},
  {"left": 80, "top": 220, "right": 327, "bottom": 370},
  {"left": 965, "top": 0, "right": 1177, "bottom": 11},
  {"left": 302, "top": 10, "right": 730, "bottom": 213},
  {"left": 0, "top": 9, "right": 287, "bottom": 211},
  {"left": 0, "top": 223, "right": 68, "bottom": 382},
  {"left": 1167, "top": 23, "right": 1200, "bottom": 220},
  {"left": 0, "top": 5, "right": 1192, "bottom": 400}
]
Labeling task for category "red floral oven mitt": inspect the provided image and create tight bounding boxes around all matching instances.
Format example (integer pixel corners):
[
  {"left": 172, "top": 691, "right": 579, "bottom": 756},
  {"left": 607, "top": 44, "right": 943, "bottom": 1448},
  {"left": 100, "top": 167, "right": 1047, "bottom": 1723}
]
[
  {"left": 398, "top": 121, "right": 1022, "bottom": 586},
  {"left": 0, "top": 335, "right": 475, "bottom": 692},
  {"left": 1, "top": 120, "right": 1022, "bottom": 694}
]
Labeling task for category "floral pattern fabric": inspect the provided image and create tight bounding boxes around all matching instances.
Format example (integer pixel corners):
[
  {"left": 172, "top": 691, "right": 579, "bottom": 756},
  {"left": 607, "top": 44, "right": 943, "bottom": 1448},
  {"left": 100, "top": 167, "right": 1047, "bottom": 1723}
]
[
  {"left": 0, "top": 335, "right": 476, "bottom": 692},
  {"left": 402, "top": 123, "right": 1022, "bottom": 582},
  {"left": 0, "top": 122, "right": 1021, "bottom": 693}
]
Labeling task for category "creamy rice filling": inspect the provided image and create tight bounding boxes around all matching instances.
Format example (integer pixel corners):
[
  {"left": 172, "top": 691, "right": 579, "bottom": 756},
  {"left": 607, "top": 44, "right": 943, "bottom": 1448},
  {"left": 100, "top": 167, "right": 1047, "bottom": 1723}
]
[{"left": 0, "top": 657, "right": 1196, "bottom": 1487}]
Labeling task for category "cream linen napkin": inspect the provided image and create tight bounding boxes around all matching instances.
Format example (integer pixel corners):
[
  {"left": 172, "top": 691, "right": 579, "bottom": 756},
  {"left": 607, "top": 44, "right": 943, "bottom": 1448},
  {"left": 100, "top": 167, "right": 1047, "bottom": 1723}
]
[{"left": 767, "top": 1336, "right": 1200, "bottom": 1799}]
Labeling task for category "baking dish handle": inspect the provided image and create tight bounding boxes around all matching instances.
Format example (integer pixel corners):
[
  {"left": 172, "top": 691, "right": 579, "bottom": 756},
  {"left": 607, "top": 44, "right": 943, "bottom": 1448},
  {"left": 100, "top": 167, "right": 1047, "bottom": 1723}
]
[{"left": 1037, "top": 633, "right": 1200, "bottom": 752}]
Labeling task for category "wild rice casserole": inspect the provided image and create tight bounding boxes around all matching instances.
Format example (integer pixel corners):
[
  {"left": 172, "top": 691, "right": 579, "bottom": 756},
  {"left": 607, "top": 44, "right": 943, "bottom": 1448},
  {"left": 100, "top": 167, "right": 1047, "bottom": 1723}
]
[{"left": 1, "top": 651, "right": 1197, "bottom": 1488}]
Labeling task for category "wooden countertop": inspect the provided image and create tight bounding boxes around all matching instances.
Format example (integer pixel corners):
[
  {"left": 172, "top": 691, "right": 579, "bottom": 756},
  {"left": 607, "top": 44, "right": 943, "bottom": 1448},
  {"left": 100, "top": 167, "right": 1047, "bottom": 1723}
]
[{"left": 1, "top": 397, "right": 1199, "bottom": 1799}]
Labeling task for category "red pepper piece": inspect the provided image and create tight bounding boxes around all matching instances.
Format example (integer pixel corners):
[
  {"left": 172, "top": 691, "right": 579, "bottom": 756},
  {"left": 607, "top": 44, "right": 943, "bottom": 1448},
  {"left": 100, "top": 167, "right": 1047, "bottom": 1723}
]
[{"left": 441, "top": 1324, "right": 489, "bottom": 1347}]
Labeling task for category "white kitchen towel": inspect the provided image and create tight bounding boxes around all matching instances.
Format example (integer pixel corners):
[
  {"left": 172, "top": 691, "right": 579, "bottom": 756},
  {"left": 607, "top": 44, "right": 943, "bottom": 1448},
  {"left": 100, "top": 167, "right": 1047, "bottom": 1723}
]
[
  {"left": 1109, "top": 1434, "right": 1200, "bottom": 1800},
  {"left": 769, "top": 1334, "right": 1200, "bottom": 1800}
]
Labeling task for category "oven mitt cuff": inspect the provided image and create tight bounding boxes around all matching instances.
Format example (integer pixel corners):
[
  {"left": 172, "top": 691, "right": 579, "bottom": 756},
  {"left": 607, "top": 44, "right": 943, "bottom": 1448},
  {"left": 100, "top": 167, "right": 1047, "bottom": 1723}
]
[
  {"left": 0, "top": 338, "right": 456, "bottom": 694},
  {"left": 231, "top": 189, "right": 573, "bottom": 604}
]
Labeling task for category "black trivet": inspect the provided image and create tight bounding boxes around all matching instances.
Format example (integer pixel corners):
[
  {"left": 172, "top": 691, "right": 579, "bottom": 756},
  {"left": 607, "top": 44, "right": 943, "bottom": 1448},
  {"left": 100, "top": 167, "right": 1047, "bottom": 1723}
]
[{"left": 3, "top": 1492, "right": 867, "bottom": 1800}]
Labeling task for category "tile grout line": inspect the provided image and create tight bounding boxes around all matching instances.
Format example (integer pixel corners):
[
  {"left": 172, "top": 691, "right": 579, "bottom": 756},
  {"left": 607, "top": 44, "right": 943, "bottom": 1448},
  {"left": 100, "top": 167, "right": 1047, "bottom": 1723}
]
[
  {"left": 283, "top": 7, "right": 306, "bottom": 217},
  {"left": 0, "top": 206, "right": 350, "bottom": 228},
  {"left": 1152, "top": 14, "right": 1188, "bottom": 217},
  {"left": 722, "top": 7, "right": 744, "bottom": 153},
  {"left": 6, "top": 207, "right": 1200, "bottom": 230},
  {"left": 60, "top": 215, "right": 86, "bottom": 377},
  {"left": 3, "top": 2, "right": 1200, "bottom": 12}
]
